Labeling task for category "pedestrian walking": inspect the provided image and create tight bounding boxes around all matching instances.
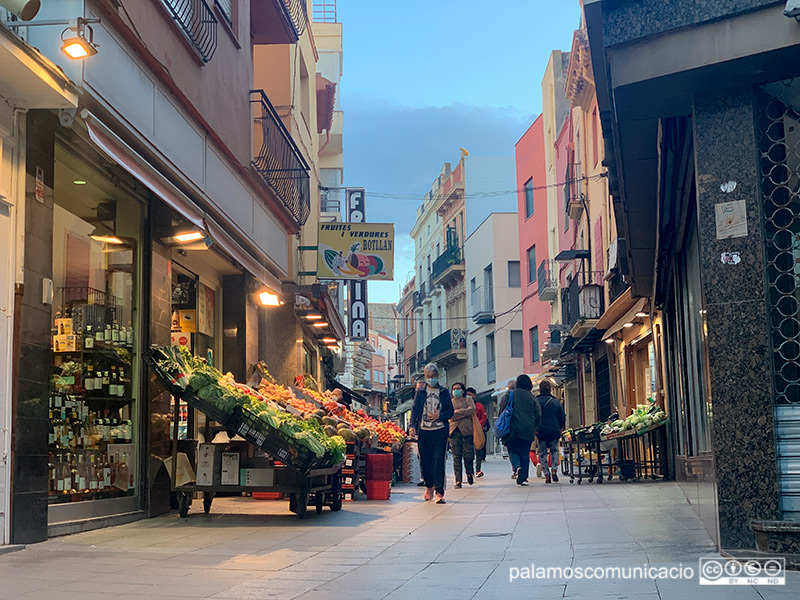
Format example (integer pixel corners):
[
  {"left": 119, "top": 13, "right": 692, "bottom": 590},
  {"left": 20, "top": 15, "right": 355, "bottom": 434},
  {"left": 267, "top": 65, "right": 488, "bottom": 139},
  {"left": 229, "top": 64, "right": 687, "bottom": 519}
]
[
  {"left": 536, "top": 380, "right": 565, "bottom": 484},
  {"left": 409, "top": 363, "right": 454, "bottom": 504},
  {"left": 498, "top": 374, "right": 541, "bottom": 486},
  {"left": 498, "top": 379, "right": 519, "bottom": 478},
  {"left": 448, "top": 382, "right": 475, "bottom": 488},
  {"left": 468, "top": 387, "right": 489, "bottom": 477}
]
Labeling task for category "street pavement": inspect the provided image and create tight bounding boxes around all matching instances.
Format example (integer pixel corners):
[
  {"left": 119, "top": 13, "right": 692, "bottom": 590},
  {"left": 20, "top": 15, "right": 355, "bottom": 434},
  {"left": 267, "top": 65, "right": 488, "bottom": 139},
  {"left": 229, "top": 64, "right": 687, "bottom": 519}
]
[{"left": 0, "top": 456, "right": 797, "bottom": 599}]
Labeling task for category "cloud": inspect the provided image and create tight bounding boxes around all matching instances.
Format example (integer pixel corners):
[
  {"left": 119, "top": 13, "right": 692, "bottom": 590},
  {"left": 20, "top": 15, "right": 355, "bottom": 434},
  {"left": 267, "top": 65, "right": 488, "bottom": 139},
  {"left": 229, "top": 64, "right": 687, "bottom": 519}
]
[{"left": 343, "top": 94, "right": 535, "bottom": 237}]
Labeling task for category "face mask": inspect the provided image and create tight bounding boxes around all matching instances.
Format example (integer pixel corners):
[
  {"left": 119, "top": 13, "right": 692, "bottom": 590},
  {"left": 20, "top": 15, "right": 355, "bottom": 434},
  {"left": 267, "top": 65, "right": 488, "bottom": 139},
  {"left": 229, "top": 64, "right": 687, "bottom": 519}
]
[
  {"left": 453, "top": 388, "right": 463, "bottom": 398},
  {"left": 426, "top": 378, "right": 438, "bottom": 387}
]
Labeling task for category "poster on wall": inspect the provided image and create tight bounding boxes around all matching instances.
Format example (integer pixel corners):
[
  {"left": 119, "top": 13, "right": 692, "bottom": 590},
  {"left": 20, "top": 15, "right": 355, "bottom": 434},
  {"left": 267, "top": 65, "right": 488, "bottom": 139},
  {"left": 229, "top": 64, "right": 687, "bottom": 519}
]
[
  {"left": 197, "top": 283, "right": 215, "bottom": 336},
  {"left": 316, "top": 222, "right": 395, "bottom": 280}
]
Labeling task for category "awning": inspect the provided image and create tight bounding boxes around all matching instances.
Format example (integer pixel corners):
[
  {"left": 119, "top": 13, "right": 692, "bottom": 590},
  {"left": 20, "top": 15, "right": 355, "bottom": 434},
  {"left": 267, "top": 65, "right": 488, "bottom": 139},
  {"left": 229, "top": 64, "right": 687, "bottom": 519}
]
[
  {"left": 392, "top": 398, "right": 414, "bottom": 415},
  {"left": 316, "top": 74, "right": 337, "bottom": 133},
  {"left": 601, "top": 298, "right": 648, "bottom": 340},
  {"left": 86, "top": 116, "right": 282, "bottom": 293},
  {"left": 0, "top": 26, "right": 78, "bottom": 110}
]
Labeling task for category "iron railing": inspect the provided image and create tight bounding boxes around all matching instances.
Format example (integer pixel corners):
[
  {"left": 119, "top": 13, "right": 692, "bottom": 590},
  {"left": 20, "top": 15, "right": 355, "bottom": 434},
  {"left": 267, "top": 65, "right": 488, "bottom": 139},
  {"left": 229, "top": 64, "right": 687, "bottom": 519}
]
[
  {"left": 251, "top": 90, "right": 311, "bottom": 226},
  {"left": 161, "top": 0, "right": 218, "bottom": 62},
  {"left": 432, "top": 244, "right": 463, "bottom": 280},
  {"left": 283, "top": 0, "right": 309, "bottom": 37},
  {"left": 408, "top": 355, "right": 417, "bottom": 376},
  {"left": 537, "top": 259, "right": 558, "bottom": 301},
  {"left": 428, "top": 328, "right": 467, "bottom": 360},
  {"left": 312, "top": 0, "right": 337, "bottom": 22},
  {"left": 417, "top": 348, "right": 428, "bottom": 370},
  {"left": 471, "top": 285, "right": 494, "bottom": 317}
]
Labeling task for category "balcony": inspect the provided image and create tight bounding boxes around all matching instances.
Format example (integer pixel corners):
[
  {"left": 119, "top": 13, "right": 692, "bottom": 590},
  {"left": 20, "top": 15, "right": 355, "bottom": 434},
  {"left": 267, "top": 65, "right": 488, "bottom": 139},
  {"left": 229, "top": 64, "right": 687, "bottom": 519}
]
[
  {"left": 251, "top": 0, "right": 309, "bottom": 45},
  {"left": 162, "top": 0, "right": 218, "bottom": 62},
  {"left": 431, "top": 245, "right": 465, "bottom": 287},
  {"left": 423, "top": 279, "right": 434, "bottom": 305},
  {"left": 427, "top": 329, "right": 468, "bottom": 369},
  {"left": 562, "top": 271, "right": 605, "bottom": 339},
  {"left": 251, "top": 90, "right": 311, "bottom": 227},
  {"left": 471, "top": 286, "right": 495, "bottom": 325},
  {"left": 416, "top": 348, "right": 429, "bottom": 371},
  {"left": 414, "top": 282, "right": 427, "bottom": 313},
  {"left": 537, "top": 259, "right": 559, "bottom": 302}
]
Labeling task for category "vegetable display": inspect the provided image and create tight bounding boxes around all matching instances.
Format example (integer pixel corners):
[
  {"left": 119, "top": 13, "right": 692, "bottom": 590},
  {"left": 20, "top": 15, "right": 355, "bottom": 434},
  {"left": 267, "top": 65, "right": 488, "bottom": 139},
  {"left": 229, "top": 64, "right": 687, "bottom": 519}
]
[{"left": 601, "top": 404, "right": 667, "bottom": 437}]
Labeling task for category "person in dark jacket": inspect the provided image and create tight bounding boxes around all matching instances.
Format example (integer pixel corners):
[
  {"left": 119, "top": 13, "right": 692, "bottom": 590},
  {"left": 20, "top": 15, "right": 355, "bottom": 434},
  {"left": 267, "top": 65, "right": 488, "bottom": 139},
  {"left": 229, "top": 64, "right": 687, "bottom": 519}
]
[
  {"left": 499, "top": 374, "right": 541, "bottom": 485},
  {"left": 536, "top": 380, "right": 566, "bottom": 484},
  {"left": 468, "top": 387, "right": 489, "bottom": 477},
  {"left": 409, "top": 362, "right": 454, "bottom": 504}
]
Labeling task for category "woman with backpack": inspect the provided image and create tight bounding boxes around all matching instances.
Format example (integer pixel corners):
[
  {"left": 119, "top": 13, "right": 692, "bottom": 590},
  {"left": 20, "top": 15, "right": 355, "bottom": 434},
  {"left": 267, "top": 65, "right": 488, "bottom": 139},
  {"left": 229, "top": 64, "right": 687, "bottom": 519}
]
[
  {"left": 497, "top": 374, "right": 541, "bottom": 485},
  {"left": 536, "top": 380, "right": 566, "bottom": 483}
]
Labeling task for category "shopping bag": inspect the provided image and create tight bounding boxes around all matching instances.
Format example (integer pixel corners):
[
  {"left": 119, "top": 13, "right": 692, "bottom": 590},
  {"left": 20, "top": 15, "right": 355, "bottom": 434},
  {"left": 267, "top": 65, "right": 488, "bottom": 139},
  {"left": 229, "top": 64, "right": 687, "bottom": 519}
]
[
  {"left": 472, "top": 414, "right": 486, "bottom": 449},
  {"left": 494, "top": 390, "right": 514, "bottom": 438}
]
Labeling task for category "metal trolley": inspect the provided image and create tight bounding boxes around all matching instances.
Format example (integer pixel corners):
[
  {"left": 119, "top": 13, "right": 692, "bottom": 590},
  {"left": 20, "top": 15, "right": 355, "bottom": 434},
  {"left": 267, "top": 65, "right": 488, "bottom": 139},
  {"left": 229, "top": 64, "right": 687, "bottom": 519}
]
[{"left": 147, "top": 349, "right": 343, "bottom": 519}]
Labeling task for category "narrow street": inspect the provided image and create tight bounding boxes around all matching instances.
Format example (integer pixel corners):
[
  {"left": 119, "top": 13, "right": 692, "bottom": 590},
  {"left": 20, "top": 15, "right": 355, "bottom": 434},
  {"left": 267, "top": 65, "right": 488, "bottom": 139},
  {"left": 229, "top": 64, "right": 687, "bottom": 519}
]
[{"left": 1, "top": 457, "right": 795, "bottom": 600}]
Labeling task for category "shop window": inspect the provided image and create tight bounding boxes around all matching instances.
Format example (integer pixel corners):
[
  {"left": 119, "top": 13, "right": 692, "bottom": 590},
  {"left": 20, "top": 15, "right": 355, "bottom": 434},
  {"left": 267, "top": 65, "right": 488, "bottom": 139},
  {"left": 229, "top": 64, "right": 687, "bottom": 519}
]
[{"left": 48, "top": 145, "right": 142, "bottom": 508}]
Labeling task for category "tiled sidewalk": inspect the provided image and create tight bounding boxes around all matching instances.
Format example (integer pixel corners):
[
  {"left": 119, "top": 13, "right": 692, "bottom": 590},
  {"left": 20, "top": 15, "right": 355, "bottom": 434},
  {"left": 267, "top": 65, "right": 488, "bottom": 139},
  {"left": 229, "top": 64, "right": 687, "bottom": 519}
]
[{"left": 0, "top": 456, "right": 796, "bottom": 599}]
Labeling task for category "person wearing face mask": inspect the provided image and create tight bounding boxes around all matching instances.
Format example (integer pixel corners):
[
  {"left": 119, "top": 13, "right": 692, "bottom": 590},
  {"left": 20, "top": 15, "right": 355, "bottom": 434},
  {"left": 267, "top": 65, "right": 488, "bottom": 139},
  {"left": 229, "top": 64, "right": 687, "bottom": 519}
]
[
  {"left": 448, "top": 382, "right": 475, "bottom": 488},
  {"left": 409, "top": 363, "right": 454, "bottom": 504},
  {"left": 467, "top": 387, "right": 489, "bottom": 477}
]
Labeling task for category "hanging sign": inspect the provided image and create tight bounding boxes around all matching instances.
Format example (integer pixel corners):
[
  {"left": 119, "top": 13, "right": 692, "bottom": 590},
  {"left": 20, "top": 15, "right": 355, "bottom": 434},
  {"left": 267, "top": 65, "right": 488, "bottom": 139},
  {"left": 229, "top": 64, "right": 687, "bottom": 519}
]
[
  {"left": 346, "top": 188, "right": 368, "bottom": 340},
  {"left": 316, "top": 222, "right": 394, "bottom": 280}
]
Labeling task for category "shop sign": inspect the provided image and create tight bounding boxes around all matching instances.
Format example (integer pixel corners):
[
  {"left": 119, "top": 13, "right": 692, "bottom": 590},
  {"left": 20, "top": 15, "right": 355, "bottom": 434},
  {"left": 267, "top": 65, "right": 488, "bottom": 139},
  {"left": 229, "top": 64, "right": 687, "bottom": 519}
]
[
  {"left": 348, "top": 279, "right": 368, "bottom": 340},
  {"left": 316, "top": 222, "right": 394, "bottom": 280},
  {"left": 35, "top": 166, "right": 45, "bottom": 203},
  {"left": 197, "top": 283, "right": 215, "bottom": 336}
]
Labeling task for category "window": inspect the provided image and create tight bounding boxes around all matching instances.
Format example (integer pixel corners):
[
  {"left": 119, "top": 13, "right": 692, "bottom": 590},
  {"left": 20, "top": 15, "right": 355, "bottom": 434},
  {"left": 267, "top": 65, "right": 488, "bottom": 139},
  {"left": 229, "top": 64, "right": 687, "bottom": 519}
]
[
  {"left": 524, "top": 178, "right": 534, "bottom": 218},
  {"left": 527, "top": 246, "right": 537, "bottom": 284},
  {"left": 486, "top": 334, "right": 496, "bottom": 383},
  {"left": 530, "top": 327, "right": 540, "bottom": 364},
  {"left": 484, "top": 265, "right": 494, "bottom": 311},
  {"left": 510, "top": 330, "right": 523, "bottom": 358},
  {"left": 472, "top": 341, "right": 479, "bottom": 368},
  {"left": 508, "top": 261, "right": 521, "bottom": 288}
]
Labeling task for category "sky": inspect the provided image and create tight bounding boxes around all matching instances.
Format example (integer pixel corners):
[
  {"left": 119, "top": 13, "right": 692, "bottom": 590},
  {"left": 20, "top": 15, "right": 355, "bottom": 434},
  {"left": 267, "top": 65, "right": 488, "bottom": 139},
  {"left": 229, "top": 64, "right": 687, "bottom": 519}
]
[{"left": 337, "top": 0, "right": 582, "bottom": 304}]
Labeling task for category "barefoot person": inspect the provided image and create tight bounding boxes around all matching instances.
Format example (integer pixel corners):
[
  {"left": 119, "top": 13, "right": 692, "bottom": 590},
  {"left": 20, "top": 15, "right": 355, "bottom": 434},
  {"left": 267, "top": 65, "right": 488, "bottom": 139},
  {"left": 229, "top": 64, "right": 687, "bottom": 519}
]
[{"left": 409, "top": 363, "right": 454, "bottom": 504}]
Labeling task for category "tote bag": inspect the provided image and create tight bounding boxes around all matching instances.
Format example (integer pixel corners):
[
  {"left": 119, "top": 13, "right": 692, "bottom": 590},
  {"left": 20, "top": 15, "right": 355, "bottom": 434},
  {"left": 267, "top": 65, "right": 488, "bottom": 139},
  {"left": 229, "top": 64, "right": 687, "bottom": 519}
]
[
  {"left": 494, "top": 390, "right": 514, "bottom": 438},
  {"left": 472, "top": 414, "right": 486, "bottom": 449}
]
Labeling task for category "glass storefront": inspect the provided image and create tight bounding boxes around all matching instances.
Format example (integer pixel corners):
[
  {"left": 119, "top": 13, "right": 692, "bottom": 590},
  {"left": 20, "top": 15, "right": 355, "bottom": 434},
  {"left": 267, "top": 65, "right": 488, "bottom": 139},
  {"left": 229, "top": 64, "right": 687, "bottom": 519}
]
[{"left": 48, "top": 143, "right": 142, "bottom": 513}]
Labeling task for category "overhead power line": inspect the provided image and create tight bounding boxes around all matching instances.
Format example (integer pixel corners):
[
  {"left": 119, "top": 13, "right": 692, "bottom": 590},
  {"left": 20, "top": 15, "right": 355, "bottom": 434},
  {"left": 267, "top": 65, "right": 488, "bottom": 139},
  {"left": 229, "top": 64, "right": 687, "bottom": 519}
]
[{"left": 320, "top": 173, "right": 606, "bottom": 200}]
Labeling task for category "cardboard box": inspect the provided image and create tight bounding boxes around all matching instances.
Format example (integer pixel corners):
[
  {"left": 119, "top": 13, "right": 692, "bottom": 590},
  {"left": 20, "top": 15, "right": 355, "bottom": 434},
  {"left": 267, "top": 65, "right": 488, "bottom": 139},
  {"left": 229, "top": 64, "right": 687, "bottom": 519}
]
[
  {"left": 55, "top": 318, "right": 74, "bottom": 335},
  {"left": 179, "top": 310, "right": 196, "bottom": 333},
  {"left": 240, "top": 468, "right": 275, "bottom": 487},
  {"left": 53, "top": 334, "right": 76, "bottom": 352},
  {"left": 196, "top": 443, "right": 225, "bottom": 486},
  {"left": 221, "top": 452, "right": 240, "bottom": 485}
]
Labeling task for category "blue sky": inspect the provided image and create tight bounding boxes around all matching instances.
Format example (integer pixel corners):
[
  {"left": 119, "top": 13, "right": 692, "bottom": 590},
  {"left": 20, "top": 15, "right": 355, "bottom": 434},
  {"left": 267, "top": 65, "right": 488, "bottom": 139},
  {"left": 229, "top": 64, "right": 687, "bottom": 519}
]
[{"left": 337, "top": 0, "right": 581, "bottom": 303}]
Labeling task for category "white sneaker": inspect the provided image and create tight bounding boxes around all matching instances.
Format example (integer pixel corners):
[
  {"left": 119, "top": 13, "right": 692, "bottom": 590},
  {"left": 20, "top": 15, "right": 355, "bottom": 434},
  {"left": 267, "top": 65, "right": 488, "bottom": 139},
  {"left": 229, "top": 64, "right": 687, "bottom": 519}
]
[{"left": 536, "top": 464, "right": 543, "bottom": 478}]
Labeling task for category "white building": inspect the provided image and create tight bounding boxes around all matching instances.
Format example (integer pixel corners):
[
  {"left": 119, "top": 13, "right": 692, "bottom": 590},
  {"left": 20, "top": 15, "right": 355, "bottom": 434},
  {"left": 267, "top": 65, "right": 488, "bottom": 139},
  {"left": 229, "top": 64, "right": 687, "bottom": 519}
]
[{"left": 465, "top": 212, "right": 524, "bottom": 397}]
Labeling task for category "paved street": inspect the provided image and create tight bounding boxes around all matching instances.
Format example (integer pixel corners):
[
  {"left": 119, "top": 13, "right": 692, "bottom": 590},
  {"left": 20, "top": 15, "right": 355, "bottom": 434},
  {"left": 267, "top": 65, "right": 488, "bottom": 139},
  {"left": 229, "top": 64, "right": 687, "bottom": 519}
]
[{"left": 0, "top": 456, "right": 796, "bottom": 600}]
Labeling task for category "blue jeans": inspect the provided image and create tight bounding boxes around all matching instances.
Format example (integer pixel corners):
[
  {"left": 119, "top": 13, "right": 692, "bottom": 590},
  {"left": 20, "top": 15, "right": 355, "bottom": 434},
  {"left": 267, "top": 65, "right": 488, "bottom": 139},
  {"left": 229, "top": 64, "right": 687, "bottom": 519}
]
[{"left": 537, "top": 438, "right": 560, "bottom": 475}]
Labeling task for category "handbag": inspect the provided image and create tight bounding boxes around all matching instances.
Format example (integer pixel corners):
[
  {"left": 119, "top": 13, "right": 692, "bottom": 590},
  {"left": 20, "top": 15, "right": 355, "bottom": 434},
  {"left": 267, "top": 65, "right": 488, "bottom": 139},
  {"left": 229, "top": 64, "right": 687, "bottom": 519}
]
[
  {"left": 472, "top": 414, "right": 486, "bottom": 449},
  {"left": 494, "top": 390, "right": 514, "bottom": 438}
]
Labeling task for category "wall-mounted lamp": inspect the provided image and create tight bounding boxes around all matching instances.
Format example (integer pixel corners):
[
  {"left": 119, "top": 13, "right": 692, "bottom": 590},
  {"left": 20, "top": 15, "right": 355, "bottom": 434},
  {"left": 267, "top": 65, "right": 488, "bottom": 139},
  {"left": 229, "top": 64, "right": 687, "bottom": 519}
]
[
  {"left": 312, "top": 321, "right": 329, "bottom": 328},
  {"left": 259, "top": 290, "right": 283, "bottom": 306},
  {"left": 89, "top": 226, "right": 123, "bottom": 245},
  {"left": 2, "top": 16, "right": 100, "bottom": 58},
  {"left": 303, "top": 313, "right": 323, "bottom": 321},
  {"left": 320, "top": 337, "right": 338, "bottom": 344},
  {"left": 634, "top": 311, "right": 648, "bottom": 318},
  {"left": 605, "top": 337, "right": 616, "bottom": 344}
]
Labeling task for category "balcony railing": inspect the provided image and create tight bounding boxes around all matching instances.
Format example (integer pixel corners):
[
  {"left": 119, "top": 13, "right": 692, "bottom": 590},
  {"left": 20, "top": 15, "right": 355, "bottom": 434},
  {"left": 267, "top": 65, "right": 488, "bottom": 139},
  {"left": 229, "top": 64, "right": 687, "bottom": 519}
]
[
  {"left": 161, "top": 0, "right": 218, "bottom": 62},
  {"left": 537, "top": 259, "right": 558, "bottom": 302},
  {"left": 417, "top": 348, "right": 428, "bottom": 370},
  {"left": 431, "top": 244, "right": 463, "bottom": 281},
  {"left": 428, "top": 328, "right": 467, "bottom": 361},
  {"left": 312, "top": 1, "right": 337, "bottom": 22},
  {"left": 471, "top": 286, "right": 495, "bottom": 324},
  {"left": 251, "top": 90, "right": 311, "bottom": 227},
  {"left": 408, "top": 355, "right": 417, "bottom": 376},
  {"left": 562, "top": 271, "right": 605, "bottom": 329},
  {"left": 283, "top": 0, "right": 309, "bottom": 37}
]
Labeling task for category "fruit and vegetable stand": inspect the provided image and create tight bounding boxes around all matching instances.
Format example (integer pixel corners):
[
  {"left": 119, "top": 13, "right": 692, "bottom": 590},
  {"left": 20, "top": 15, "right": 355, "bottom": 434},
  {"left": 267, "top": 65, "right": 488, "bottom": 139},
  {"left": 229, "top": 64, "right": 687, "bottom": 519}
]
[
  {"left": 146, "top": 346, "right": 405, "bottom": 517},
  {"left": 560, "top": 404, "right": 670, "bottom": 485}
]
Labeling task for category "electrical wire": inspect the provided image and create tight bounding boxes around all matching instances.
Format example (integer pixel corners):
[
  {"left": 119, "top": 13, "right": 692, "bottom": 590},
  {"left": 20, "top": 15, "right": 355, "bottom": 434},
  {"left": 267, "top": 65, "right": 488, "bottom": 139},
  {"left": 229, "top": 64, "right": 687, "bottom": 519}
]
[{"left": 320, "top": 173, "right": 606, "bottom": 200}]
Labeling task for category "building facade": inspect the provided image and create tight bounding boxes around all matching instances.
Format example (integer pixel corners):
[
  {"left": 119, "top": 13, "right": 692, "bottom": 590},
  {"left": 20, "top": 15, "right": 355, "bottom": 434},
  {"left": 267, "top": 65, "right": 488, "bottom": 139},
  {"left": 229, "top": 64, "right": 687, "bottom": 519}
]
[
  {"left": 584, "top": 0, "right": 800, "bottom": 553},
  {"left": 2, "top": 0, "right": 346, "bottom": 545}
]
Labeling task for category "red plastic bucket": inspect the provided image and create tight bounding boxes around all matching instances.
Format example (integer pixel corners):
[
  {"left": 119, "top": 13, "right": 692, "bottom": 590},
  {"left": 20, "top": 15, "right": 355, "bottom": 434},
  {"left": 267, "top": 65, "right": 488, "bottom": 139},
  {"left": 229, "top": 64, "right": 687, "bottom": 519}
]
[
  {"left": 365, "top": 480, "right": 391, "bottom": 500},
  {"left": 252, "top": 492, "right": 284, "bottom": 500},
  {"left": 365, "top": 453, "right": 393, "bottom": 481}
]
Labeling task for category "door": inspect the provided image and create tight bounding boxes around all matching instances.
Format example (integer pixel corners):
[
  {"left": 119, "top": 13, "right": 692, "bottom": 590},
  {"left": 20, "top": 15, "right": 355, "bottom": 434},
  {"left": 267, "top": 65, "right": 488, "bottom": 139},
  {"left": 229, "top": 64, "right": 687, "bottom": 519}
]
[{"left": 0, "top": 168, "right": 12, "bottom": 545}]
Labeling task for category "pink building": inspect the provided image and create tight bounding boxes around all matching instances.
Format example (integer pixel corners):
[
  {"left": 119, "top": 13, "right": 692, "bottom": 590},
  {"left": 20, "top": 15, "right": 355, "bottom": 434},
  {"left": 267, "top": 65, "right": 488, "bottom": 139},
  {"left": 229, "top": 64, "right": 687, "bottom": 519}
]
[{"left": 515, "top": 116, "right": 551, "bottom": 374}]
